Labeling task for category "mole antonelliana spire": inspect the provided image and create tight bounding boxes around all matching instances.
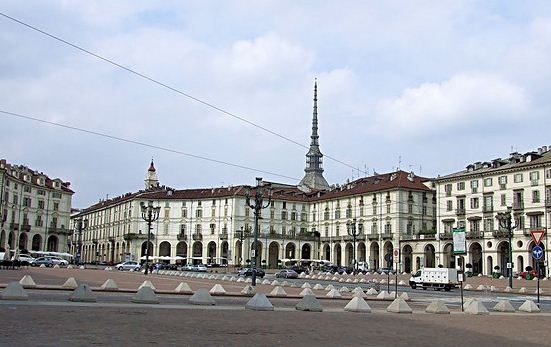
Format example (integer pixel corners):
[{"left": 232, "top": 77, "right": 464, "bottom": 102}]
[{"left": 299, "top": 80, "right": 330, "bottom": 191}]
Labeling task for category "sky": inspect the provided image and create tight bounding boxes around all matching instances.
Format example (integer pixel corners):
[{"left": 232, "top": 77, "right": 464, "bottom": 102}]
[{"left": 1, "top": 1, "right": 551, "bottom": 208}]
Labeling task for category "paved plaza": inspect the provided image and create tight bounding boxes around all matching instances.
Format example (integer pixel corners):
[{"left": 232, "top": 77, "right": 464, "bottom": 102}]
[{"left": 1, "top": 267, "right": 551, "bottom": 346}]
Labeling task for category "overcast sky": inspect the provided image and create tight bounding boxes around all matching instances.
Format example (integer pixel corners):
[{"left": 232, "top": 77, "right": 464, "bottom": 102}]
[{"left": 1, "top": 1, "right": 551, "bottom": 208}]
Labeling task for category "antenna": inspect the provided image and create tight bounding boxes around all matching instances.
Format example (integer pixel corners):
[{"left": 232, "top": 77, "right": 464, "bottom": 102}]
[{"left": 398, "top": 156, "right": 402, "bottom": 170}]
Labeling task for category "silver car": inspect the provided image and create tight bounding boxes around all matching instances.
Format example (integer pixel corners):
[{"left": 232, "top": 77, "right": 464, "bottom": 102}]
[{"left": 115, "top": 261, "right": 141, "bottom": 271}]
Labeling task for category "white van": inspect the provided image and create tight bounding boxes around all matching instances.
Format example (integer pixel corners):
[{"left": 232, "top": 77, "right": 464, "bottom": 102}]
[{"left": 357, "top": 261, "right": 369, "bottom": 273}]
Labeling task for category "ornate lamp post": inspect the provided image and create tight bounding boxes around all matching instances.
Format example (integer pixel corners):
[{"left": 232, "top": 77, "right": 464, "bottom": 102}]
[
  {"left": 496, "top": 206, "right": 516, "bottom": 289},
  {"left": 74, "top": 216, "right": 88, "bottom": 265},
  {"left": 238, "top": 226, "right": 245, "bottom": 268},
  {"left": 246, "top": 177, "right": 272, "bottom": 286},
  {"left": 347, "top": 218, "right": 361, "bottom": 275},
  {"left": 140, "top": 200, "right": 160, "bottom": 275}
]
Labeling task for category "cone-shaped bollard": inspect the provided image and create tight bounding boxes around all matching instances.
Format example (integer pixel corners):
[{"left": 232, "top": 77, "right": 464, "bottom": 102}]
[
  {"left": 132, "top": 286, "right": 159, "bottom": 304},
  {"left": 425, "top": 300, "right": 450, "bottom": 314},
  {"left": 296, "top": 295, "right": 323, "bottom": 312},
  {"left": 100, "top": 279, "right": 119, "bottom": 291},
  {"left": 69, "top": 283, "right": 96, "bottom": 302},
  {"left": 1, "top": 282, "right": 29, "bottom": 300},
  {"left": 386, "top": 298, "right": 412, "bottom": 313},
  {"left": 189, "top": 288, "right": 216, "bottom": 305},
  {"left": 344, "top": 296, "right": 371, "bottom": 313},
  {"left": 245, "top": 293, "right": 274, "bottom": 311}
]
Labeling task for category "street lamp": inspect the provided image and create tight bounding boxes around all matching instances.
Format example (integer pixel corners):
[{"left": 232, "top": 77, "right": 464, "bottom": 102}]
[
  {"left": 246, "top": 177, "right": 272, "bottom": 286},
  {"left": 238, "top": 226, "right": 245, "bottom": 268},
  {"left": 347, "top": 218, "right": 361, "bottom": 275},
  {"left": 496, "top": 206, "right": 517, "bottom": 289},
  {"left": 74, "top": 216, "right": 88, "bottom": 265},
  {"left": 140, "top": 200, "right": 160, "bottom": 275}
]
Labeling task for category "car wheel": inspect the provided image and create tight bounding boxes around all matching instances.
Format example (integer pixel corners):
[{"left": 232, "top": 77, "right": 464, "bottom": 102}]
[{"left": 410, "top": 283, "right": 416, "bottom": 289}]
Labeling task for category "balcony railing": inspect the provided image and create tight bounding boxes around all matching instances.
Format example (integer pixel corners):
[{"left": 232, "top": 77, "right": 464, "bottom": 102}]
[
  {"left": 492, "top": 230, "right": 511, "bottom": 238},
  {"left": 233, "top": 231, "right": 252, "bottom": 239},
  {"left": 382, "top": 232, "right": 393, "bottom": 239},
  {"left": 9, "top": 222, "right": 19, "bottom": 230},
  {"left": 439, "top": 232, "right": 453, "bottom": 240},
  {"left": 123, "top": 233, "right": 150, "bottom": 241},
  {"left": 513, "top": 201, "right": 524, "bottom": 210},
  {"left": 456, "top": 208, "right": 466, "bottom": 215},
  {"left": 48, "top": 227, "right": 73, "bottom": 235},
  {"left": 219, "top": 233, "right": 228, "bottom": 240},
  {"left": 21, "top": 223, "right": 31, "bottom": 232},
  {"left": 177, "top": 233, "right": 188, "bottom": 241},
  {"left": 192, "top": 233, "right": 203, "bottom": 241},
  {"left": 466, "top": 231, "right": 483, "bottom": 239},
  {"left": 482, "top": 206, "right": 493, "bottom": 213}
]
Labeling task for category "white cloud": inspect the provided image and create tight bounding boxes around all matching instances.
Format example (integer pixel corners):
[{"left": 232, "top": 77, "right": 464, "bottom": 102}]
[{"left": 372, "top": 73, "right": 530, "bottom": 138}]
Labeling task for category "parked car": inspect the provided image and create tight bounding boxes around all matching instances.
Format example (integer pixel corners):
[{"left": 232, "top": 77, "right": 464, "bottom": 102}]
[
  {"left": 181, "top": 263, "right": 195, "bottom": 271},
  {"left": 31, "top": 257, "right": 54, "bottom": 267},
  {"left": 45, "top": 256, "right": 69, "bottom": 266},
  {"left": 17, "top": 254, "right": 35, "bottom": 265},
  {"left": 337, "top": 266, "right": 354, "bottom": 275},
  {"left": 288, "top": 265, "right": 308, "bottom": 274},
  {"left": 275, "top": 269, "right": 298, "bottom": 279},
  {"left": 115, "top": 261, "right": 141, "bottom": 271},
  {"left": 196, "top": 264, "right": 208, "bottom": 272},
  {"left": 238, "top": 267, "right": 265, "bottom": 278}
]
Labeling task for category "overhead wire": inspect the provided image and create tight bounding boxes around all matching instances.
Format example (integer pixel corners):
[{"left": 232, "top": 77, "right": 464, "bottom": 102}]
[
  {"left": 0, "top": 109, "right": 301, "bottom": 181},
  {"left": 0, "top": 11, "right": 367, "bottom": 176}
]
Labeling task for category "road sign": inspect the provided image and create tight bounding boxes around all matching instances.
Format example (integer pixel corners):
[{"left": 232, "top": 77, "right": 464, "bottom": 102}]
[
  {"left": 532, "top": 245, "right": 544, "bottom": 260},
  {"left": 531, "top": 230, "right": 546, "bottom": 246},
  {"left": 393, "top": 248, "right": 400, "bottom": 263}
]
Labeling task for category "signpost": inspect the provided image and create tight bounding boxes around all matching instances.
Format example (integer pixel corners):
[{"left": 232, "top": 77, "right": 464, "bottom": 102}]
[
  {"left": 453, "top": 228, "right": 467, "bottom": 311},
  {"left": 532, "top": 243, "right": 545, "bottom": 307},
  {"left": 393, "top": 248, "right": 400, "bottom": 298}
]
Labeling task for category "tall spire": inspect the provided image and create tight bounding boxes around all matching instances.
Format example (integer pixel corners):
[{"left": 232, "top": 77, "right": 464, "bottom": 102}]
[{"left": 299, "top": 80, "right": 330, "bottom": 191}]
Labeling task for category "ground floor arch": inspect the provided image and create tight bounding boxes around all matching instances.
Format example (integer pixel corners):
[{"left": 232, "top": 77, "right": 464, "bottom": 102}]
[
  {"left": 286, "top": 243, "right": 296, "bottom": 259},
  {"left": 159, "top": 241, "right": 171, "bottom": 257},
  {"left": 442, "top": 243, "right": 454, "bottom": 268},
  {"left": 497, "top": 241, "right": 510, "bottom": 276},
  {"left": 370, "top": 242, "right": 380, "bottom": 270},
  {"left": 301, "top": 243, "right": 311, "bottom": 260},
  {"left": 176, "top": 241, "right": 187, "bottom": 259},
  {"left": 18, "top": 233, "right": 28, "bottom": 251},
  {"left": 357, "top": 242, "right": 366, "bottom": 263},
  {"left": 192, "top": 241, "right": 203, "bottom": 264},
  {"left": 323, "top": 243, "right": 330, "bottom": 261},
  {"left": 268, "top": 241, "right": 279, "bottom": 268},
  {"left": 334, "top": 243, "right": 342, "bottom": 266},
  {"left": 424, "top": 243, "right": 435, "bottom": 268},
  {"left": 31, "top": 234, "right": 42, "bottom": 251},
  {"left": 402, "top": 245, "right": 413, "bottom": 273},
  {"left": 345, "top": 243, "right": 353, "bottom": 266},
  {"left": 220, "top": 241, "right": 229, "bottom": 264},
  {"left": 469, "top": 242, "right": 483, "bottom": 274},
  {"left": 207, "top": 241, "right": 216, "bottom": 264},
  {"left": 46, "top": 235, "right": 58, "bottom": 252}
]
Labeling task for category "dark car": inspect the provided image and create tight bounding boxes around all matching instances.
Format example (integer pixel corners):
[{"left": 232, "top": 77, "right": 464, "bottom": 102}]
[
  {"left": 31, "top": 257, "right": 54, "bottom": 267},
  {"left": 275, "top": 269, "right": 298, "bottom": 279},
  {"left": 323, "top": 265, "right": 339, "bottom": 273},
  {"left": 237, "top": 267, "right": 265, "bottom": 278},
  {"left": 336, "top": 266, "right": 354, "bottom": 275},
  {"left": 288, "top": 265, "right": 308, "bottom": 274}
]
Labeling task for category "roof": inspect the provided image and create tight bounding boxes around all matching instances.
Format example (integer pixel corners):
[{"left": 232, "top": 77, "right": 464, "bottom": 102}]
[
  {"left": 0, "top": 158, "right": 74, "bottom": 194},
  {"left": 436, "top": 147, "right": 551, "bottom": 182},
  {"left": 79, "top": 170, "right": 433, "bottom": 213}
]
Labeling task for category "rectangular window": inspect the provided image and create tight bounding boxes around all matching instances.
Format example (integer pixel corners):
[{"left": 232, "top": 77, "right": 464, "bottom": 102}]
[
  {"left": 23, "top": 197, "right": 32, "bottom": 207},
  {"left": 12, "top": 195, "right": 18, "bottom": 205},
  {"left": 484, "top": 218, "right": 493, "bottom": 231},
  {"left": 386, "top": 204, "right": 391, "bottom": 214},
  {"left": 529, "top": 215, "right": 541, "bottom": 229},
  {"left": 514, "top": 173, "right": 523, "bottom": 183},
  {"left": 446, "top": 200, "right": 453, "bottom": 211},
  {"left": 445, "top": 184, "right": 452, "bottom": 196},
  {"left": 23, "top": 186, "right": 31, "bottom": 193},
  {"left": 532, "top": 190, "right": 541, "bottom": 203},
  {"left": 530, "top": 171, "right": 540, "bottom": 181},
  {"left": 52, "top": 192, "right": 62, "bottom": 199},
  {"left": 281, "top": 211, "right": 287, "bottom": 220},
  {"left": 324, "top": 210, "right": 329, "bottom": 221},
  {"left": 484, "top": 178, "right": 492, "bottom": 187},
  {"left": 456, "top": 182, "right": 465, "bottom": 190},
  {"left": 335, "top": 209, "right": 341, "bottom": 219},
  {"left": 195, "top": 224, "right": 202, "bottom": 233},
  {"left": 498, "top": 176, "right": 507, "bottom": 185},
  {"left": 196, "top": 209, "right": 202, "bottom": 218},
  {"left": 291, "top": 212, "right": 297, "bottom": 221},
  {"left": 500, "top": 194, "right": 507, "bottom": 206},
  {"left": 483, "top": 196, "right": 493, "bottom": 210},
  {"left": 469, "top": 220, "right": 480, "bottom": 232},
  {"left": 408, "top": 203, "right": 413, "bottom": 214},
  {"left": 38, "top": 200, "right": 45, "bottom": 209},
  {"left": 470, "top": 198, "right": 479, "bottom": 209}
]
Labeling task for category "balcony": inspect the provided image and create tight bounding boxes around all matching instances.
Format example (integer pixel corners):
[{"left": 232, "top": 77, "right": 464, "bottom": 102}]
[
  {"left": 492, "top": 230, "right": 511, "bottom": 239},
  {"left": 401, "top": 234, "right": 415, "bottom": 241},
  {"left": 456, "top": 208, "right": 466, "bottom": 216},
  {"left": 367, "top": 233, "right": 379, "bottom": 240},
  {"left": 546, "top": 198, "right": 551, "bottom": 208},
  {"left": 466, "top": 231, "right": 483, "bottom": 239},
  {"left": 123, "top": 233, "right": 150, "bottom": 241},
  {"left": 92, "top": 238, "right": 98, "bottom": 244},
  {"left": 233, "top": 231, "right": 252, "bottom": 239},
  {"left": 108, "top": 236, "right": 115, "bottom": 243},
  {"left": 439, "top": 232, "right": 453, "bottom": 240},
  {"left": 219, "top": 233, "right": 228, "bottom": 240},
  {"left": 9, "top": 222, "right": 19, "bottom": 230},
  {"left": 512, "top": 201, "right": 524, "bottom": 210},
  {"left": 418, "top": 230, "right": 437, "bottom": 240},
  {"left": 192, "top": 233, "right": 203, "bottom": 241},
  {"left": 382, "top": 232, "right": 393, "bottom": 240},
  {"left": 21, "top": 223, "right": 31, "bottom": 232},
  {"left": 482, "top": 206, "right": 493, "bottom": 214},
  {"left": 48, "top": 227, "right": 73, "bottom": 235},
  {"left": 177, "top": 233, "right": 188, "bottom": 241}
]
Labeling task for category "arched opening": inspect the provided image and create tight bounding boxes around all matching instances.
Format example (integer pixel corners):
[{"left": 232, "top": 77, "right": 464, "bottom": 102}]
[
  {"left": 424, "top": 244, "right": 435, "bottom": 268},
  {"left": 251, "top": 240, "right": 262, "bottom": 266},
  {"left": 8, "top": 232, "right": 15, "bottom": 249},
  {"left": 46, "top": 235, "right": 58, "bottom": 252},
  {"left": 415, "top": 256, "right": 421, "bottom": 271},
  {"left": 487, "top": 256, "right": 493, "bottom": 275},
  {"left": 469, "top": 242, "right": 483, "bottom": 274},
  {"left": 383, "top": 241, "right": 393, "bottom": 268},
  {"left": 0, "top": 230, "right": 5, "bottom": 249},
  {"left": 402, "top": 245, "right": 413, "bottom": 273},
  {"left": 285, "top": 243, "right": 296, "bottom": 259},
  {"left": 497, "top": 241, "right": 510, "bottom": 276},
  {"left": 357, "top": 242, "right": 366, "bottom": 262},
  {"left": 345, "top": 243, "right": 354, "bottom": 266},
  {"left": 301, "top": 243, "right": 311, "bottom": 260},
  {"left": 207, "top": 241, "right": 216, "bottom": 265},
  {"left": 141, "top": 241, "right": 154, "bottom": 258},
  {"left": 334, "top": 243, "right": 342, "bottom": 266},
  {"left": 18, "top": 233, "right": 28, "bottom": 251},
  {"left": 323, "top": 243, "right": 330, "bottom": 261},
  {"left": 443, "top": 243, "right": 454, "bottom": 268},
  {"left": 370, "top": 242, "right": 380, "bottom": 270},
  {"left": 517, "top": 255, "right": 524, "bottom": 275},
  {"left": 159, "top": 241, "right": 171, "bottom": 257},
  {"left": 31, "top": 234, "right": 42, "bottom": 251},
  {"left": 192, "top": 241, "right": 203, "bottom": 264},
  {"left": 176, "top": 241, "right": 187, "bottom": 263},
  {"left": 220, "top": 241, "right": 229, "bottom": 265},
  {"left": 268, "top": 241, "right": 279, "bottom": 268},
  {"left": 235, "top": 240, "right": 243, "bottom": 266}
]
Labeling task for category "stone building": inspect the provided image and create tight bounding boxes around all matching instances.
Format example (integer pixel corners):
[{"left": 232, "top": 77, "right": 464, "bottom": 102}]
[{"left": 0, "top": 159, "right": 74, "bottom": 255}]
